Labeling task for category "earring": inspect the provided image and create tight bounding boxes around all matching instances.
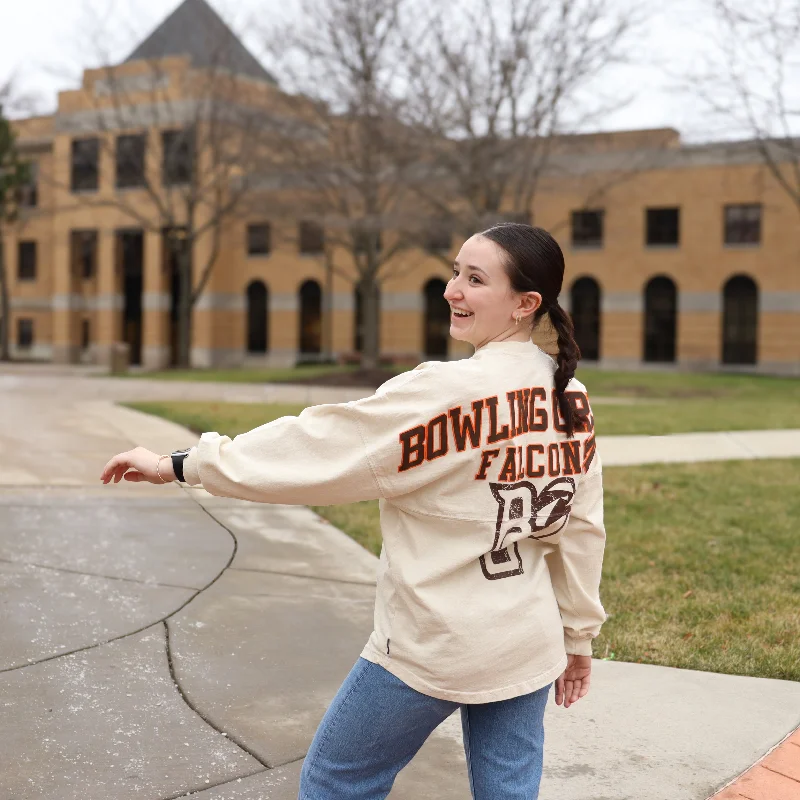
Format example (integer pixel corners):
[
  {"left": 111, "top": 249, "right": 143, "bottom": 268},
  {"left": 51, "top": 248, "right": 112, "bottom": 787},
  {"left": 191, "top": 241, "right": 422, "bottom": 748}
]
[{"left": 515, "top": 316, "right": 520, "bottom": 326}]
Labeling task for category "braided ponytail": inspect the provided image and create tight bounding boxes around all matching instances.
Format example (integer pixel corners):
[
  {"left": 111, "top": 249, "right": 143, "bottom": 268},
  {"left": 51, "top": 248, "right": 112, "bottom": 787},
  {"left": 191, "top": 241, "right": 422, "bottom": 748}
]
[
  {"left": 478, "top": 222, "right": 587, "bottom": 438},
  {"left": 548, "top": 303, "right": 582, "bottom": 438}
]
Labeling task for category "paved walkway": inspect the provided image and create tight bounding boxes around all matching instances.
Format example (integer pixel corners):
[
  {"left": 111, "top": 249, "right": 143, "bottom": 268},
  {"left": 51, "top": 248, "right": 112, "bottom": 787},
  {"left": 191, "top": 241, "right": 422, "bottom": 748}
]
[{"left": 0, "top": 366, "right": 798, "bottom": 799}]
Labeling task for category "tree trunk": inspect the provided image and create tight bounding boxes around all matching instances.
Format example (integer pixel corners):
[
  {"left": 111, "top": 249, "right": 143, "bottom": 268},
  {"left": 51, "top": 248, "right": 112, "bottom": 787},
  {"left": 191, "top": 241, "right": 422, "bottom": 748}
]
[
  {"left": 0, "top": 233, "right": 9, "bottom": 362},
  {"left": 359, "top": 258, "right": 380, "bottom": 371},
  {"left": 177, "top": 243, "right": 192, "bottom": 368}
]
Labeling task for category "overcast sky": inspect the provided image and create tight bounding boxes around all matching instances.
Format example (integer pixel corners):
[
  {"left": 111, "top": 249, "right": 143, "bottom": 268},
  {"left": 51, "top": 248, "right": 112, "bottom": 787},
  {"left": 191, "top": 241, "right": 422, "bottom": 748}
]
[{"left": 0, "top": 0, "right": 775, "bottom": 142}]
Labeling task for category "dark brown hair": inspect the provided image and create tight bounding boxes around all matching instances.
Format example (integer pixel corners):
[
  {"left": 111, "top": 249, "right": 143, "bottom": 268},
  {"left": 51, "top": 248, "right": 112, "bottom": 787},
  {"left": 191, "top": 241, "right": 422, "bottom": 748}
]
[{"left": 479, "top": 222, "right": 584, "bottom": 437}]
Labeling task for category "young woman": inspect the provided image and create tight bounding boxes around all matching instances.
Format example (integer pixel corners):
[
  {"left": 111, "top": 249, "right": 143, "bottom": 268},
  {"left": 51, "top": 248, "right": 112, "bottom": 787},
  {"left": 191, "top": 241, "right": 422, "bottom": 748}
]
[{"left": 101, "top": 222, "right": 607, "bottom": 800}]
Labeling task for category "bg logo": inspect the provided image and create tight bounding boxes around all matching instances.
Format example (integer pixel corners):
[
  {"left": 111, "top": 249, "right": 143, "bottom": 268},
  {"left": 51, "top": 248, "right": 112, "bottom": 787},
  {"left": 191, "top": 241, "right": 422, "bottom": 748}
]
[{"left": 479, "top": 478, "right": 576, "bottom": 580}]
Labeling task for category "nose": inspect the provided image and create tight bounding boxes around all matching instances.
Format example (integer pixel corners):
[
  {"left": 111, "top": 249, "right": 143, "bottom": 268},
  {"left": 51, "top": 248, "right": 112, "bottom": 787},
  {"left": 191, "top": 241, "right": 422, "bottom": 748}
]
[{"left": 443, "top": 279, "right": 461, "bottom": 303}]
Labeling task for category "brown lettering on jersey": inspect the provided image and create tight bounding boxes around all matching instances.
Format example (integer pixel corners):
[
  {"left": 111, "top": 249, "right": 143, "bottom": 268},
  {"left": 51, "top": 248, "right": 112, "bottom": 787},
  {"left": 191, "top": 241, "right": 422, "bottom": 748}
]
[
  {"left": 497, "top": 446, "right": 519, "bottom": 482},
  {"left": 525, "top": 443, "right": 545, "bottom": 477},
  {"left": 547, "top": 442, "right": 561, "bottom": 476},
  {"left": 486, "top": 396, "right": 511, "bottom": 444},
  {"left": 398, "top": 425, "right": 426, "bottom": 472},
  {"left": 566, "top": 390, "right": 594, "bottom": 433},
  {"left": 552, "top": 390, "right": 568, "bottom": 433},
  {"left": 449, "top": 399, "right": 484, "bottom": 452},
  {"left": 505, "top": 389, "right": 531, "bottom": 436},
  {"left": 475, "top": 448, "right": 501, "bottom": 480},
  {"left": 528, "top": 388, "right": 548, "bottom": 431},
  {"left": 397, "top": 385, "right": 597, "bottom": 478},
  {"left": 583, "top": 433, "right": 597, "bottom": 472},
  {"left": 560, "top": 440, "right": 581, "bottom": 476},
  {"left": 426, "top": 414, "right": 448, "bottom": 461}
]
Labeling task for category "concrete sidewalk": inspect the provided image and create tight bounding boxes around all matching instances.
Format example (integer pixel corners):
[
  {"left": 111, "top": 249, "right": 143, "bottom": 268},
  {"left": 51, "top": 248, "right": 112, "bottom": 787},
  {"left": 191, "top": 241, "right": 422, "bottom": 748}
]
[{"left": 1, "top": 370, "right": 799, "bottom": 799}]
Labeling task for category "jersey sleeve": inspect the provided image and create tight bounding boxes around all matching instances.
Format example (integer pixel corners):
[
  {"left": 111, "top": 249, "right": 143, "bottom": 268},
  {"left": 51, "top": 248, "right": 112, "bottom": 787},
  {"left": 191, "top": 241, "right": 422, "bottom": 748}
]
[
  {"left": 181, "top": 367, "right": 434, "bottom": 505},
  {"left": 543, "top": 451, "right": 608, "bottom": 657}
]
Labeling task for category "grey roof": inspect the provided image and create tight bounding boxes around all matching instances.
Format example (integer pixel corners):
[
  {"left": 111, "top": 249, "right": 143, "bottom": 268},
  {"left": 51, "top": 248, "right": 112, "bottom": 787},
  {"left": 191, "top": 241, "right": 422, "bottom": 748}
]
[{"left": 125, "top": 0, "right": 276, "bottom": 85}]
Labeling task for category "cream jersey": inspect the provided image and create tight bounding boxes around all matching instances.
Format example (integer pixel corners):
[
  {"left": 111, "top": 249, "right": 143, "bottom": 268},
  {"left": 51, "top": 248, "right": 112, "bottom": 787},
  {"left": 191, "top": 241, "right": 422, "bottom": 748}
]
[{"left": 182, "top": 338, "right": 607, "bottom": 703}]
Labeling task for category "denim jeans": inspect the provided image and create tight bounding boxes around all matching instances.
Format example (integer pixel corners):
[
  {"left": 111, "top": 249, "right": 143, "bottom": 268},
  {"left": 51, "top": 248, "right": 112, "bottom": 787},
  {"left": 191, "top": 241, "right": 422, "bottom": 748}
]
[{"left": 299, "top": 657, "right": 551, "bottom": 799}]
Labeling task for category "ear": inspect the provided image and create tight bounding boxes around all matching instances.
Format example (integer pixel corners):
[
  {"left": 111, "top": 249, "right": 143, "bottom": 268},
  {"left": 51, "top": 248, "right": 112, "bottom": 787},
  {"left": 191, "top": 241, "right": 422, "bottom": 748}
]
[{"left": 517, "top": 291, "right": 542, "bottom": 320}]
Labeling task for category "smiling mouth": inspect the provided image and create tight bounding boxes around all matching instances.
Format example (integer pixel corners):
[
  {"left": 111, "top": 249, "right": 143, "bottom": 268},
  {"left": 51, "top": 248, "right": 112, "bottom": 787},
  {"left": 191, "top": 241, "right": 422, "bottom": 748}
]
[{"left": 451, "top": 309, "right": 474, "bottom": 318}]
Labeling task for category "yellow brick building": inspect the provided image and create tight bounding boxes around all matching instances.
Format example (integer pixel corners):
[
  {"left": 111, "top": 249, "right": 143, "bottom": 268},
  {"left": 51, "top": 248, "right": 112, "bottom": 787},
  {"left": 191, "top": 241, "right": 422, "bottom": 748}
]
[{"left": 4, "top": 0, "right": 799, "bottom": 374}]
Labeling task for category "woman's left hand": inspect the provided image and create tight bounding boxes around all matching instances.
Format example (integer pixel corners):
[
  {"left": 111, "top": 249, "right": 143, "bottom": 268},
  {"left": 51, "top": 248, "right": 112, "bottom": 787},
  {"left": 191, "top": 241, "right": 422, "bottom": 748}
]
[
  {"left": 554, "top": 654, "right": 592, "bottom": 709},
  {"left": 100, "top": 446, "right": 175, "bottom": 485}
]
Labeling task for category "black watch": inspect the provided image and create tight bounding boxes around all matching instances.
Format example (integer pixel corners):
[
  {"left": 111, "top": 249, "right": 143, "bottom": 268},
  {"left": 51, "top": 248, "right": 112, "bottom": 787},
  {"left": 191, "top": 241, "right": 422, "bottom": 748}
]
[{"left": 171, "top": 448, "right": 193, "bottom": 483}]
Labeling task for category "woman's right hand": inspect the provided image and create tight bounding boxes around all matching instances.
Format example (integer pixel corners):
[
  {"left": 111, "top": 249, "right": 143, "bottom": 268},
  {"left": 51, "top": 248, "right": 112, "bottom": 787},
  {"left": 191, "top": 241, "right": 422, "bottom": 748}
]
[
  {"left": 555, "top": 654, "right": 592, "bottom": 709},
  {"left": 100, "top": 446, "right": 175, "bottom": 485}
]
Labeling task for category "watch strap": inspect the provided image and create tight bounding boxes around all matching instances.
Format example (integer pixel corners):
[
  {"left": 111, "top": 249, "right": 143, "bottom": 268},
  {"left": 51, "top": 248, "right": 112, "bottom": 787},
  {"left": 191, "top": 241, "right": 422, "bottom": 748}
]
[{"left": 171, "top": 448, "right": 192, "bottom": 483}]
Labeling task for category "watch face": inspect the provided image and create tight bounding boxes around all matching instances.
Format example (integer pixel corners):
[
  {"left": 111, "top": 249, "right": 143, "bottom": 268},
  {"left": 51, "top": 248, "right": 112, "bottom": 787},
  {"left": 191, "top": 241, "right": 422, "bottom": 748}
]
[{"left": 173, "top": 448, "right": 193, "bottom": 456}]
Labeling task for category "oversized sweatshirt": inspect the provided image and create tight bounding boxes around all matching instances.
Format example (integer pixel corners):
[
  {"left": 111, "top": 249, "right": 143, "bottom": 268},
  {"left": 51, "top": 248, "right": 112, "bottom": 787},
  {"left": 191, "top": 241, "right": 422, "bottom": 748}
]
[{"left": 182, "top": 338, "right": 607, "bottom": 704}]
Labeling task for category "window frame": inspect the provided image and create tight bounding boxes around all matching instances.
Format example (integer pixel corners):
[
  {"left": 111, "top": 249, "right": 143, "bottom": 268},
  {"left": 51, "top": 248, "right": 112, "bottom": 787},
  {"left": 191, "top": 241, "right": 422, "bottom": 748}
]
[
  {"left": 723, "top": 203, "right": 762, "bottom": 246},
  {"left": 71, "top": 230, "right": 99, "bottom": 280},
  {"left": 17, "top": 161, "right": 38, "bottom": 208},
  {"left": 116, "top": 133, "right": 147, "bottom": 189},
  {"left": 70, "top": 137, "right": 100, "bottom": 193},
  {"left": 298, "top": 220, "right": 325, "bottom": 255},
  {"left": 571, "top": 209, "right": 605, "bottom": 249},
  {"left": 645, "top": 207, "right": 680, "bottom": 248},
  {"left": 247, "top": 222, "right": 272, "bottom": 256},
  {"left": 17, "top": 240, "right": 37, "bottom": 281},
  {"left": 161, "top": 128, "right": 194, "bottom": 187},
  {"left": 17, "top": 318, "right": 34, "bottom": 349}
]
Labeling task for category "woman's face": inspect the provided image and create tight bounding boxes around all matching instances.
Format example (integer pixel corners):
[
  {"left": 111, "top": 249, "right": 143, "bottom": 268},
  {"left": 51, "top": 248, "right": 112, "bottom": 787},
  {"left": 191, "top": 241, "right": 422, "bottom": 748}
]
[{"left": 443, "top": 234, "right": 541, "bottom": 349}]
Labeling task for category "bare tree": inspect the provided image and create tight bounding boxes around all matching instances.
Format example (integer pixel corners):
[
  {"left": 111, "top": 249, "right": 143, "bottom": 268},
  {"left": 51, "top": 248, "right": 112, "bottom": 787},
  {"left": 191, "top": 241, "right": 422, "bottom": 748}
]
[
  {"left": 403, "top": 0, "right": 642, "bottom": 239},
  {"left": 58, "top": 16, "right": 281, "bottom": 368},
  {"left": 261, "top": 0, "right": 426, "bottom": 369},
  {"left": 0, "top": 81, "right": 33, "bottom": 362},
  {"left": 689, "top": 0, "right": 800, "bottom": 214}
]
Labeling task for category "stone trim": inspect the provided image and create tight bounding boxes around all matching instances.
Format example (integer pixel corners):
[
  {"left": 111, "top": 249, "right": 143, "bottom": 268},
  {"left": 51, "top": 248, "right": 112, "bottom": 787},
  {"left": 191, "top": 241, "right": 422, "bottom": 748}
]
[
  {"left": 602, "top": 292, "right": 643, "bottom": 313},
  {"left": 382, "top": 292, "right": 424, "bottom": 312},
  {"left": 195, "top": 293, "right": 246, "bottom": 311},
  {"left": 760, "top": 292, "right": 800, "bottom": 313},
  {"left": 51, "top": 294, "right": 124, "bottom": 312},
  {"left": 678, "top": 292, "right": 723, "bottom": 314},
  {"left": 143, "top": 292, "right": 171, "bottom": 312}
]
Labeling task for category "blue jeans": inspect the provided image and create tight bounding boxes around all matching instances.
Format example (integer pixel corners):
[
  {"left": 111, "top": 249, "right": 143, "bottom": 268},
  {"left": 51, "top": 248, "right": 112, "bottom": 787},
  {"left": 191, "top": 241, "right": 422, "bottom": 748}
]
[{"left": 299, "top": 657, "right": 551, "bottom": 799}]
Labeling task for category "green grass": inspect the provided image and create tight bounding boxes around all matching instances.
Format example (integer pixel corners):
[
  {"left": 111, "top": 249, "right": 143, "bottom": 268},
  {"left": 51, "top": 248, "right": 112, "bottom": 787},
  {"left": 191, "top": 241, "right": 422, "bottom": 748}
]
[
  {"left": 596, "top": 460, "right": 800, "bottom": 682},
  {"left": 129, "top": 399, "right": 800, "bottom": 681},
  {"left": 573, "top": 367, "right": 800, "bottom": 434},
  {"left": 108, "top": 364, "right": 409, "bottom": 384}
]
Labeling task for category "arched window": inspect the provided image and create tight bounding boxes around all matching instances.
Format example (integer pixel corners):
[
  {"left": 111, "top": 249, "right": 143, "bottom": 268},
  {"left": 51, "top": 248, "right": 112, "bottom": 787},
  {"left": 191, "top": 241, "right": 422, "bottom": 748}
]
[
  {"left": 722, "top": 275, "right": 758, "bottom": 365},
  {"left": 246, "top": 280, "right": 268, "bottom": 353},
  {"left": 354, "top": 278, "right": 381, "bottom": 353},
  {"left": 570, "top": 277, "right": 601, "bottom": 361},
  {"left": 423, "top": 278, "right": 450, "bottom": 357},
  {"left": 644, "top": 276, "right": 677, "bottom": 362},
  {"left": 299, "top": 279, "right": 322, "bottom": 354}
]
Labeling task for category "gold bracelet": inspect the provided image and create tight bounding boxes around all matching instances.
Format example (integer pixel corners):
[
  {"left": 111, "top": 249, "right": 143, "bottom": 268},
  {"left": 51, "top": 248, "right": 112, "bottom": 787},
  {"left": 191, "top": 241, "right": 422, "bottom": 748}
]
[{"left": 155, "top": 454, "right": 170, "bottom": 483}]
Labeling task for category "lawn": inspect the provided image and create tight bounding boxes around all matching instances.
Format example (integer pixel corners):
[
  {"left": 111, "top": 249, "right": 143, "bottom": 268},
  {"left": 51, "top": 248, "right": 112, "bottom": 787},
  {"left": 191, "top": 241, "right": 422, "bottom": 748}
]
[
  {"left": 125, "top": 360, "right": 800, "bottom": 439},
  {"left": 128, "top": 399, "right": 800, "bottom": 682},
  {"left": 108, "top": 363, "right": 408, "bottom": 384}
]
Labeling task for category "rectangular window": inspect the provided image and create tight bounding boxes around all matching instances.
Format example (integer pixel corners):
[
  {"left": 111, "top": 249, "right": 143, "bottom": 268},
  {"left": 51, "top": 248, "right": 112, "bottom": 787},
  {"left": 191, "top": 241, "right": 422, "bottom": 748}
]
[
  {"left": 17, "top": 318, "right": 34, "bottom": 348},
  {"left": 425, "top": 220, "right": 452, "bottom": 252},
  {"left": 162, "top": 129, "right": 194, "bottom": 186},
  {"left": 571, "top": 210, "right": 604, "bottom": 248},
  {"left": 71, "top": 137, "right": 99, "bottom": 192},
  {"left": 646, "top": 207, "right": 680, "bottom": 246},
  {"left": 18, "top": 241, "right": 37, "bottom": 281},
  {"left": 354, "top": 228, "right": 382, "bottom": 254},
  {"left": 299, "top": 220, "right": 325, "bottom": 254},
  {"left": 116, "top": 133, "right": 146, "bottom": 188},
  {"left": 71, "top": 230, "right": 98, "bottom": 279},
  {"left": 247, "top": 223, "right": 271, "bottom": 256},
  {"left": 81, "top": 319, "right": 91, "bottom": 350},
  {"left": 724, "top": 204, "right": 761, "bottom": 245},
  {"left": 17, "top": 162, "right": 38, "bottom": 207}
]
